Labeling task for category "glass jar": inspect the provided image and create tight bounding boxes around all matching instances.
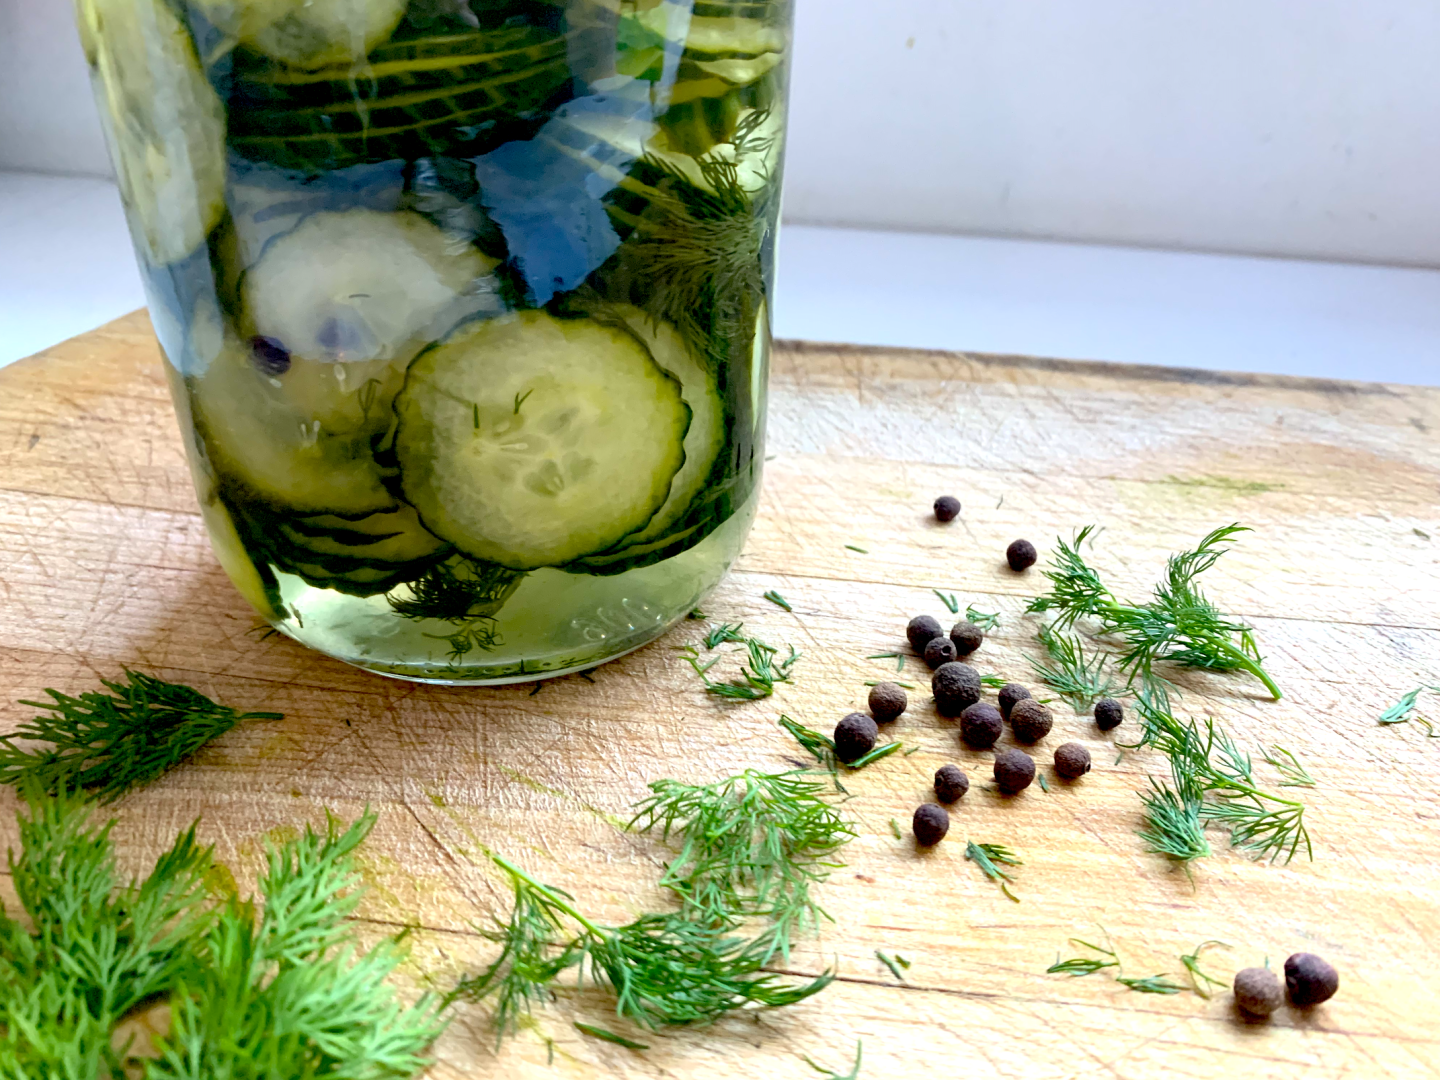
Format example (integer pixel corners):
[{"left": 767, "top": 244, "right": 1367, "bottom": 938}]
[{"left": 76, "top": 0, "right": 791, "bottom": 683}]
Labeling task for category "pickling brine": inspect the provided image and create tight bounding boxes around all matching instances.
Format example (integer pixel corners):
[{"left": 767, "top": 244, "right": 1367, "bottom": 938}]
[{"left": 77, "top": 0, "right": 791, "bottom": 682}]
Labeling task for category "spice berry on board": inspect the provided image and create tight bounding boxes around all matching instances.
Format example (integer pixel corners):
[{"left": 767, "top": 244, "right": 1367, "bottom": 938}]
[
  {"left": 934, "top": 764, "right": 969, "bottom": 803},
  {"left": 933, "top": 495, "right": 961, "bottom": 522},
  {"left": 868, "top": 681, "right": 908, "bottom": 723},
  {"left": 1285, "top": 953, "right": 1339, "bottom": 1006},
  {"left": 948, "top": 621, "right": 984, "bottom": 657},
  {"left": 1094, "top": 698, "right": 1125, "bottom": 731},
  {"left": 960, "top": 703, "right": 1004, "bottom": 749},
  {"left": 994, "top": 749, "right": 1037, "bottom": 794},
  {"left": 834, "top": 712, "right": 879, "bottom": 764},
  {"left": 998, "top": 682, "right": 1032, "bottom": 720},
  {"left": 932, "top": 662, "right": 983, "bottom": 716},
  {"left": 1006, "top": 538, "right": 1038, "bottom": 571},
  {"left": 923, "top": 636, "right": 958, "bottom": 669},
  {"left": 906, "top": 614, "right": 944, "bottom": 653},
  {"left": 912, "top": 804, "right": 950, "bottom": 846},
  {"left": 1233, "top": 967, "right": 1284, "bottom": 1018},
  {"left": 1053, "top": 742, "right": 1091, "bottom": 779},
  {"left": 1010, "top": 698, "right": 1054, "bottom": 744}
]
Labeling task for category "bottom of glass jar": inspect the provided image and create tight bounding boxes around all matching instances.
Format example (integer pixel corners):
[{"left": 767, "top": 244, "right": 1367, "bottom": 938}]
[{"left": 258, "top": 497, "right": 757, "bottom": 685}]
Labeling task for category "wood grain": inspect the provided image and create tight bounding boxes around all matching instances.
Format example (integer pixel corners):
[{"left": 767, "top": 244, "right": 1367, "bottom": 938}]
[{"left": 1, "top": 311, "right": 1438, "bottom": 1079}]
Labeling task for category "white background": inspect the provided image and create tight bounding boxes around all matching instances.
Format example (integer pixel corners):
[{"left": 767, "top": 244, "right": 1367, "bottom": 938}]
[{"left": 3, "top": 0, "right": 1439, "bottom": 382}]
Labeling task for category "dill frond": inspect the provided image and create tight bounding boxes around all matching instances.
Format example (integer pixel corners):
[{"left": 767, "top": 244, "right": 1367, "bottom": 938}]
[
  {"left": 1029, "top": 624, "right": 1116, "bottom": 712},
  {"left": 1179, "top": 940, "right": 1229, "bottom": 998},
  {"left": 630, "top": 770, "right": 855, "bottom": 961},
  {"left": 1047, "top": 935, "right": 1120, "bottom": 977},
  {"left": 1027, "top": 524, "right": 1281, "bottom": 701},
  {"left": 964, "top": 841, "right": 1022, "bottom": 902},
  {"left": 454, "top": 855, "right": 834, "bottom": 1038},
  {"left": 763, "top": 590, "right": 793, "bottom": 612},
  {"left": 573, "top": 1022, "right": 649, "bottom": 1050},
  {"left": 682, "top": 623, "right": 800, "bottom": 700},
  {"left": 933, "top": 590, "right": 959, "bottom": 614},
  {"left": 1379, "top": 685, "right": 1440, "bottom": 736},
  {"left": 965, "top": 605, "right": 1001, "bottom": 631},
  {"left": 875, "top": 950, "right": 907, "bottom": 981},
  {"left": 1117, "top": 974, "right": 1184, "bottom": 995},
  {"left": 1261, "top": 745, "right": 1317, "bottom": 787},
  {"left": 0, "top": 671, "right": 283, "bottom": 802}
]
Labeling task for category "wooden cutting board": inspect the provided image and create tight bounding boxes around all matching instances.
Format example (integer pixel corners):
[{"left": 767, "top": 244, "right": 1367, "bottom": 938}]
[{"left": 2, "top": 311, "right": 1438, "bottom": 1078}]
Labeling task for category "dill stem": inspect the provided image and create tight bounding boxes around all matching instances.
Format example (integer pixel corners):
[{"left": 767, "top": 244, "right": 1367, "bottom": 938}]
[{"left": 492, "top": 855, "right": 604, "bottom": 937}]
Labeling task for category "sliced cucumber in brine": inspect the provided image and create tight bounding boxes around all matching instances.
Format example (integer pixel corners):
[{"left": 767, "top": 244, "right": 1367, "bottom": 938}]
[
  {"left": 240, "top": 208, "right": 501, "bottom": 366},
  {"left": 192, "top": 332, "right": 399, "bottom": 515},
  {"left": 194, "top": 0, "right": 408, "bottom": 68},
  {"left": 393, "top": 311, "right": 691, "bottom": 570},
  {"left": 76, "top": 0, "right": 226, "bottom": 265}
]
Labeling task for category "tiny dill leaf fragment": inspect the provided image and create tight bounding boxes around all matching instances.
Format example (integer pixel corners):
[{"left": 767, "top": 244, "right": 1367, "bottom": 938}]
[
  {"left": 979, "top": 673, "right": 1008, "bottom": 690},
  {"left": 875, "top": 950, "right": 907, "bottom": 981},
  {"left": 844, "top": 544, "right": 868, "bottom": 554},
  {"left": 1180, "top": 940, "right": 1230, "bottom": 998},
  {"left": 574, "top": 1022, "right": 649, "bottom": 1050},
  {"left": 1, "top": 670, "right": 283, "bottom": 802},
  {"left": 1378, "top": 685, "right": 1440, "bottom": 736},
  {"left": 888, "top": 818, "right": 902, "bottom": 840},
  {"left": 847, "top": 740, "right": 902, "bottom": 769},
  {"left": 1047, "top": 934, "right": 1119, "bottom": 977},
  {"left": 1117, "top": 974, "right": 1184, "bottom": 995},
  {"left": 763, "top": 589, "right": 793, "bottom": 612},
  {"left": 1037, "top": 773, "right": 1050, "bottom": 793},
  {"left": 777, "top": 716, "right": 845, "bottom": 792},
  {"left": 683, "top": 624, "right": 800, "bottom": 701},
  {"left": 965, "top": 841, "right": 1022, "bottom": 902},
  {"left": 933, "top": 590, "right": 959, "bottom": 614},
  {"left": 965, "top": 605, "right": 1001, "bottom": 630},
  {"left": 1261, "top": 744, "right": 1317, "bottom": 787},
  {"left": 805, "top": 1040, "right": 863, "bottom": 1079}
]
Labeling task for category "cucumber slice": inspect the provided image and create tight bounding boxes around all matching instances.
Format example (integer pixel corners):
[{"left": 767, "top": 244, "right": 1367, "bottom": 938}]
[
  {"left": 394, "top": 311, "right": 691, "bottom": 570},
  {"left": 199, "top": 494, "right": 284, "bottom": 621},
  {"left": 591, "top": 305, "right": 724, "bottom": 548},
  {"left": 240, "top": 208, "right": 501, "bottom": 366},
  {"left": 194, "top": 0, "right": 408, "bottom": 68},
  {"left": 76, "top": 0, "right": 226, "bottom": 265},
  {"left": 280, "top": 504, "right": 449, "bottom": 564},
  {"left": 192, "top": 332, "right": 398, "bottom": 515}
]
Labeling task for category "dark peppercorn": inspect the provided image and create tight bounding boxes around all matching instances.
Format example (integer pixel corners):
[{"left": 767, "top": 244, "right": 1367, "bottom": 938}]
[
  {"left": 1233, "top": 967, "right": 1283, "bottom": 1018},
  {"left": 906, "top": 614, "right": 944, "bottom": 653},
  {"left": 998, "top": 683, "right": 1032, "bottom": 721},
  {"left": 948, "top": 621, "right": 984, "bottom": 657},
  {"left": 1094, "top": 698, "right": 1125, "bottom": 731},
  {"left": 1284, "top": 953, "right": 1339, "bottom": 1007},
  {"left": 934, "top": 764, "right": 969, "bottom": 802},
  {"left": 959, "top": 702, "right": 1004, "bottom": 748},
  {"left": 249, "top": 335, "right": 291, "bottom": 376},
  {"left": 1010, "top": 699, "right": 1054, "bottom": 744},
  {"left": 1006, "top": 539, "right": 1038, "bottom": 572},
  {"left": 994, "top": 749, "right": 1036, "bottom": 793},
  {"left": 833, "top": 712, "right": 878, "bottom": 764},
  {"left": 912, "top": 803, "right": 950, "bottom": 846},
  {"left": 932, "top": 662, "right": 982, "bottom": 717},
  {"left": 1053, "top": 742, "right": 1091, "bottom": 779},
  {"left": 933, "top": 495, "right": 961, "bottom": 522},
  {"left": 868, "top": 681, "right": 908, "bottom": 723},
  {"left": 923, "top": 636, "right": 957, "bottom": 669}
]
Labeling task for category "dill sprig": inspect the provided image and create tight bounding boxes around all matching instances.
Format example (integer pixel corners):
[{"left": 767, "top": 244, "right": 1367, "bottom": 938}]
[
  {"left": 452, "top": 855, "right": 834, "bottom": 1038},
  {"left": 630, "top": 770, "right": 854, "bottom": 961},
  {"left": 0, "top": 791, "right": 443, "bottom": 1075},
  {"left": 933, "top": 590, "right": 959, "bottom": 614},
  {"left": 389, "top": 558, "right": 523, "bottom": 662},
  {"left": 574, "top": 1022, "right": 649, "bottom": 1050},
  {"left": 1261, "top": 745, "right": 1317, "bottom": 787},
  {"left": 1132, "top": 695, "right": 1312, "bottom": 866},
  {"left": 964, "top": 841, "right": 1022, "bottom": 903},
  {"left": 1047, "top": 935, "right": 1120, "bottom": 977},
  {"left": 1179, "top": 940, "right": 1229, "bottom": 998},
  {"left": 763, "top": 590, "right": 793, "bottom": 612},
  {"left": 0, "top": 671, "right": 283, "bottom": 803},
  {"left": 1029, "top": 624, "right": 1116, "bottom": 712},
  {"left": 1379, "top": 686, "right": 1440, "bottom": 736},
  {"left": 965, "top": 605, "right": 1001, "bottom": 631},
  {"left": 805, "top": 1040, "right": 863, "bottom": 1079},
  {"left": 682, "top": 624, "right": 800, "bottom": 700},
  {"left": 1117, "top": 974, "right": 1184, "bottom": 995},
  {"left": 979, "top": 674, "right": 1008, "bottom": 690},
  {"left": 1027, "top": 524, "right": 1282, "bottom": 701}
]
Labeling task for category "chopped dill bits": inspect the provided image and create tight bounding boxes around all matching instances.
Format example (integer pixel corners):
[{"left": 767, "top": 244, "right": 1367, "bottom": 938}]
[
  {"left": 573, "top": 1023, "right": 649, "bottom": 1050},
  {"left": 844, "top": 544, "right": 868, "bottom": 554},
  {"left": 889, "top": 818, "right": 902, "bottom": 840},
  {"left": 1117, "top": 974, "right": 1184, "bottom": 995},
  {"left": 763, "top": 590, "right": 793, "bottom": 612},
  {"left": 933, "top": 589, "right": 960, "bottom": 614},
  {"left": 1037, "top": 773, "right": 1051, "bottom": 793},
  {"left": 875, "top": 950, "right": 909, "bottom": 980}
]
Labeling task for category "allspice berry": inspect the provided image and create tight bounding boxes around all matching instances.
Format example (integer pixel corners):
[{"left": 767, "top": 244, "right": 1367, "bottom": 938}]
[
  {"left": 1010, "top": 698, "right": 1054, "bottom": 744},
  {"left": 1053, "top": 742, "right": 1091, "bottom": 779},
  {"left": 906, "top": 614, "right": 944, "bottom": 653},
  {"left": 932, "top": 662, "right": 982, "bottom": 717},
  {"left": 1094, "top": 698, "right": 1124, "bottom": 731},
  {"left": 934, "top": 764, "right": 969, "bottom": 803},
  {"left": 1233, "top": 967, "right": 1284, "bottom": 1018},
  {"left": 960, "top": 702, "right": 1004, "bottom": 749},
  {"left": 913, "top": 803, "right": 950, "bottom": 846},
  {"left": 868, "top": 681, "right": 908, "bottom": 723},
  {"left": 923, "top": 636, "right": 958, "bottom": 669},
  {"left": 948, "top": 621, "right": 984, "bottom": 657},
  {"left": 1284, "top": 953, "right": 1339, "bottom": 1007},
  {"left": 998, "top": 683, "right": 1032, "bottom": 721},
  {"left": 1006, "top": 539, "right": 1038, "bottom": 571},
  {"left": 994, "top": 749, "right": 1036, "bottom": 794},
  {"left": 933, "top": 495, "right": 961, "bottom": 522},
  {"left": 833, "top": 712, "right": 878, "bottom": 764}
]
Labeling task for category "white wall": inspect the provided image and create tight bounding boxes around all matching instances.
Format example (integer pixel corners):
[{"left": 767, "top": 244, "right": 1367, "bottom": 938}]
[
  {"left": 784, "top": 0, "right": 1440, "bottom": 267},
  {"left": 4, "top": 0, "right": 1440, "bottom": 266},
  {"left": 0, "top": 0, "right": 112, "bottom": 176}
]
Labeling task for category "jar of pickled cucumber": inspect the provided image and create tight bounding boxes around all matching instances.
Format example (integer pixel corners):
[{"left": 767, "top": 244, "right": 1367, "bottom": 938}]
[{"left": 76, "top": 0, "right": 791, "bottom": 683}]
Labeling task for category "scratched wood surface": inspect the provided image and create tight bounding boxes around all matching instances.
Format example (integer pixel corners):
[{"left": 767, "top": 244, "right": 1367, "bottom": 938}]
[{"left": 2, "top": 311, "right": 1438, "bottom": 1079}]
